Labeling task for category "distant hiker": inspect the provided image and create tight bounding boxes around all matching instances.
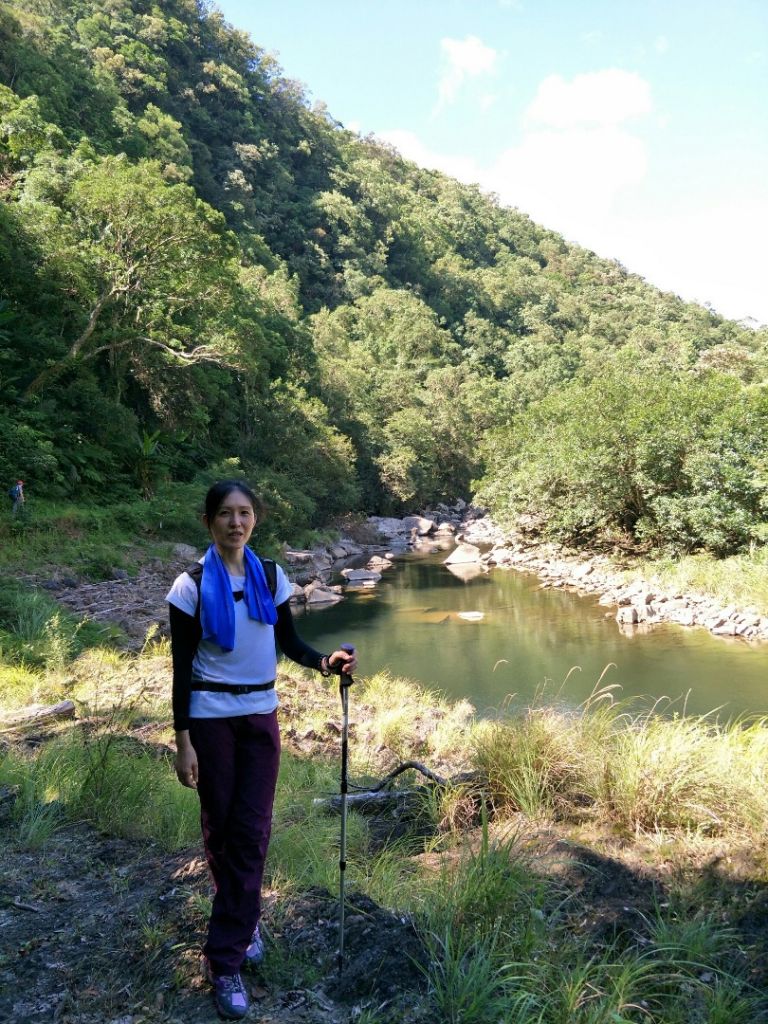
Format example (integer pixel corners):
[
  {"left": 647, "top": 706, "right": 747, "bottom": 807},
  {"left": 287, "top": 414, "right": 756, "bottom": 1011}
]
[
  {"left": 8, "top": 479, "right": 24, "bottom": 515},
  {"left": 166, "top": 479, "right": 357, "bottom": 1021}
]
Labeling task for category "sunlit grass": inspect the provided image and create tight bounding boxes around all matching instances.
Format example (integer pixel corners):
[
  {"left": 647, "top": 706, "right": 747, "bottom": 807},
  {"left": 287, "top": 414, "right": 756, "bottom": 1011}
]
[
  {"left": 1, "top": 645, "right": 764, "bottom": 1022},
  {"left": 0, "top": 731, "right": 199, "bottom": 850},
  {"left": 471, "top": 687, "right": 768, "bottom": 837},
  {"left": 630, "top": 546, "right": 768, "bottom": 615}
]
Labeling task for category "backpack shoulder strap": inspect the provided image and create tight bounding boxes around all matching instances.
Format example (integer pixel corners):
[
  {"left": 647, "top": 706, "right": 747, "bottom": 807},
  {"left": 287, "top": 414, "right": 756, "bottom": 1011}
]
[
  {"left": 259, "top": 557, "right": 278, "bottom": 600},
  {"left": 184, "top": 558, "right": 278, "bottom": 619},
  {"left": 184, "top": 564, "right": 204, "bottom": 627}
]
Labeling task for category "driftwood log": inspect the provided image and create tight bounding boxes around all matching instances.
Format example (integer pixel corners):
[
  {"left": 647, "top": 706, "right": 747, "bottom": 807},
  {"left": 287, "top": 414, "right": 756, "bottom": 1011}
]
[
  {"left": 0, "top": 700, "right": 76, "bottom": 730},
  {"left": 312, "top": 760, "right": 484, "bottom": 816}
]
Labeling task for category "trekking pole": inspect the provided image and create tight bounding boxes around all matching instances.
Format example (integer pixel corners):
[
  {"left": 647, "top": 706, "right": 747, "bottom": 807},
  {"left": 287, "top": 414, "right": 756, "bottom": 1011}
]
[{"left": 336, "top": 642, "right": 355, "bottom": 978}]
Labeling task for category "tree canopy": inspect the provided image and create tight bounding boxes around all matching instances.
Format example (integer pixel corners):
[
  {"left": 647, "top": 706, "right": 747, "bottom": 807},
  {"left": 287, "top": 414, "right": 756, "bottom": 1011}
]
[{"left": 1, "top": 0, "right": 766, "bottom": 551}]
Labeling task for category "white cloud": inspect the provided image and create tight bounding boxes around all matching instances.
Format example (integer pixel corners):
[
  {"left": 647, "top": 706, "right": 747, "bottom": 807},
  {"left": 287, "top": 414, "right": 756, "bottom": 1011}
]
[
  {"left": 378, "top": 65, "right": 768, "bottom": 325},
  {"left": 378, "top": 120, "right": 768, "bottom": 323},
  {"left": 525, "top": 69, "right": 653, "bottom": 128},
  {"left": 385, "top": 69, "right": 652, "bottom": 228},
  {"left": 437, "top": 35, "right": 498, "bottom": 110},
  {"left": 604, "top": 200, "right": 768, "bottom": 324},
  {"left": 377, "top": 129, "right": 481, "bottom": 183},
  {"left": 488, "top": 126, "right": 648, "bottom": 226},
  {"left": 480, "top": 93, "right": 499, "bottom": 111},
  {"left": 654, "top": 35, "right": 670, "bottom": 55}
]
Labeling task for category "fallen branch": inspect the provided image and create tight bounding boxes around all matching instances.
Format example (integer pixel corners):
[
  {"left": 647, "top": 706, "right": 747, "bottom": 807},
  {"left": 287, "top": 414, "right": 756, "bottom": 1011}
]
[
  {"left": 365, "top": 760, "right": 447, "bottom": 791},
  {"left": 0, "top": 700, "right": 76, "bottom": 730},
  {"left": 312, "top": 761, "right": 483, "bottom": 815}
]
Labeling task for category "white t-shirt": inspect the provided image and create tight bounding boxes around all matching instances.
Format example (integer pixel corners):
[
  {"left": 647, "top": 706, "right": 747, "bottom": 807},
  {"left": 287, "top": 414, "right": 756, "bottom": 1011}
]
[{"left": 166, "top": 562, "right": 293, "bottom": 719}]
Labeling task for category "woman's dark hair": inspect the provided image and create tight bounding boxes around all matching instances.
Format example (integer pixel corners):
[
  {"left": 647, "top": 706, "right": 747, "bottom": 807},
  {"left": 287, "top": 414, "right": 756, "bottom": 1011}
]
[{"left": 204, "top": 480, "right": 266, "bottom": 522}]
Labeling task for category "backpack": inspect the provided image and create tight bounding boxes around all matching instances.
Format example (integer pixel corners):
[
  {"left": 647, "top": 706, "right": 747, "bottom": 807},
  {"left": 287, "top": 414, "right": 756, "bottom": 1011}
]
[
  {"left": 7, "top": 485, "right": 19, "bottom": 500},
  {"left": 185, "top": 557, "right": 278, "bottom": 628}
]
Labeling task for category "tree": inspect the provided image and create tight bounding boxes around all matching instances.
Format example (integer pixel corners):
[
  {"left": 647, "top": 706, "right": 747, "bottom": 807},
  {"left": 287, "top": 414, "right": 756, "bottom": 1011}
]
[{"left": 23, "top": 155, "right": 242, "bottom": 395}]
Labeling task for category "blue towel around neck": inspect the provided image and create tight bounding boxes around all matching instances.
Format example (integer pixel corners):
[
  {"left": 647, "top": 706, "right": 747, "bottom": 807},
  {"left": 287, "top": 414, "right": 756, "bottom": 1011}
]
[{"left": 199, "top": 543, "right": 278, "bottom": 652}]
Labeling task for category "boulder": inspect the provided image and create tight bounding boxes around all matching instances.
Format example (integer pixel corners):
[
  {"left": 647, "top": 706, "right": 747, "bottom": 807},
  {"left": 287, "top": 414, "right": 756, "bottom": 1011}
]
[
  {"left": 402, "top": 515, "right": 436, "bottom": 536},
  {"left": 173, "top": 543, "right": 199, "bottom": 561},
  {"left": 616, "top": 606, "right": 639, "bottom": 625},
  {"left": 367, "top": 556, "right": 394, "bottom": 570},
  {"left": 445, "top": 562, "right": 485, "bottom": 582},
  {"left": 304, "top": 581, "right": 344, "bottom": 605},
  {"left": 367, "top": 516, "right": 410, "bottom": 538},
  {"left": 444, "top": 542, "right": 482, "bottom": 565},
  {"left": 284, "top": 549, "right": 315, "bottom": 565},
  {"left": 341, "top": 568, "right": 383, "bottom": 583}
]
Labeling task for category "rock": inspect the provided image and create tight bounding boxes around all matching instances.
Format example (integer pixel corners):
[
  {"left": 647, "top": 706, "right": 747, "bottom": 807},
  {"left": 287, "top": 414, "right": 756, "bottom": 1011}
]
[
  {"left": 304, "top": 581, "right": 344, "bottom": 605},
  {"left": 367, "top": 516, "right": 411, "bottom": 538},
  {"left": 402, "top": 515, "right": 436, "bottom": 536},
  {"left": 173, "top": 543, "right": 199, "bottom": 561},
  {"left": 284, "top": 549, "right": 316, "bottom": 565},
  {"left": 310, "top": 549, "right": 334, "bottom": 570},
  {"left": 329, "top": 544, "right": 349, "bottom": 559},
  {"left": 367, "top": 556, "right": 394, "bottom": 570},
  {"left": 445, "top": 562, "right": 486, "bottom": 582},
  {"left": 444, "top": 542, "right": 483, "bottom": 565},
  {"left": 571, "top": 563, "right": 595, "bottom": 580},
  {"left": 339, "top": 539, "right": 364, "bottom": 555},
  {"left": 616, "top": 606, "right": 639, "bottom": 625},
  {"left": 711, "top": 622, "right": 738, "bottom": 637},
  {"left": 341, "top": 568, "right": 383, "bottom": 583}
]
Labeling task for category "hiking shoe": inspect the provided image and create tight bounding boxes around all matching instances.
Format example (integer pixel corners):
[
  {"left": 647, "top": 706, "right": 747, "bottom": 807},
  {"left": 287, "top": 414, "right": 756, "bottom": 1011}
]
[
  {"left": 204, "top": 961, "right": 249, "bottom": 1020},
  {"left": 243, "top": 923, "right": 265, "bottom": 968}
]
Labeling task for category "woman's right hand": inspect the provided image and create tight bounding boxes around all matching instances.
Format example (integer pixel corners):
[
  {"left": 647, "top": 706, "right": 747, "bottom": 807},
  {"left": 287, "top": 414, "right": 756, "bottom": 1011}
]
[{"left": 175, "top": 731, "right": 198, "bottom": 789}]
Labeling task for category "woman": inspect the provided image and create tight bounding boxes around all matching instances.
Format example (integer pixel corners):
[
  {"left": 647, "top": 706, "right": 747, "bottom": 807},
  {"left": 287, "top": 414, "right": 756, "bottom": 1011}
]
[{"left": 167, "top": 480, "right": 356, "bottom": 1020}]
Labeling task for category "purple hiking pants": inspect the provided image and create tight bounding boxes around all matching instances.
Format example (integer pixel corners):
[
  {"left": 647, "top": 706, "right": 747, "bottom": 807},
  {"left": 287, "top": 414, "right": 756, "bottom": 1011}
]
[{"left": 189, "top": 711, "right": 281, "bottom": 975}]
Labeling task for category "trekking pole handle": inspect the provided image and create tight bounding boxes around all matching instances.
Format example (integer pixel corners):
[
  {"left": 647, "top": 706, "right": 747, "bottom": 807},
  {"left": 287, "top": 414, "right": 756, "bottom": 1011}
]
[{"left": 335, "top": 643, "right": 355, "bottom": 685}]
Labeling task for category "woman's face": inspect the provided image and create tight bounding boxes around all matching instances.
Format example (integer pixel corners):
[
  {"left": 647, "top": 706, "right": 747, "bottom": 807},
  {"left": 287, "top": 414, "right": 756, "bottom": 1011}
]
[{"left": 205, "top": 489, "right": 256, "bottom": 557}]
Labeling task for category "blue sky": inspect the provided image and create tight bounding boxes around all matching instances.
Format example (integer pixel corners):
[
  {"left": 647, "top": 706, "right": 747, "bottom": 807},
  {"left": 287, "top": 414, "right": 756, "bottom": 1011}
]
[{"left": 216, "top": 0, "right": 768, "bottom": 324}]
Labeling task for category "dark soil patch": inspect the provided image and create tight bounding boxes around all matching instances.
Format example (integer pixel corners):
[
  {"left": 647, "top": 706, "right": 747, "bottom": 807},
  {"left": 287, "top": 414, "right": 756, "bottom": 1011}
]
[{"left": 0, "top": 817, "right": 428, "bottom": 1024}]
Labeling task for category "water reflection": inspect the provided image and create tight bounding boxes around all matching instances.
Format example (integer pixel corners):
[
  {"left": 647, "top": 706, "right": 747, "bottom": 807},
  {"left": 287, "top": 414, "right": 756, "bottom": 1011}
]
[{"left": 295, "top": 553, "right": 768, "bottom": 720}]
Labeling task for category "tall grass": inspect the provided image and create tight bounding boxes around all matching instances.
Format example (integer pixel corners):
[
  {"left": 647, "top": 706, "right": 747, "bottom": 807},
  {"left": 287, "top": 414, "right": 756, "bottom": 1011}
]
[
  {"left": 0, "top": 732, "right": 199, "bottom": 850},
  {"left": 2, "top": 649, "right": 764, "bottom": 1023},
  {"left": 472, "top": 688, "right": 768, "bottom": 836},
  {"left": 630, "top": 546, "right": 768, "bottom": 614}
]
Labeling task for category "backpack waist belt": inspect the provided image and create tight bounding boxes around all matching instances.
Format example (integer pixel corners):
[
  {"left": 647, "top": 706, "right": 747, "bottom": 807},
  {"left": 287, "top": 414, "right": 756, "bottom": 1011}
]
[{"left": 191, "top": 677, "right": 275, "bottom": 695}]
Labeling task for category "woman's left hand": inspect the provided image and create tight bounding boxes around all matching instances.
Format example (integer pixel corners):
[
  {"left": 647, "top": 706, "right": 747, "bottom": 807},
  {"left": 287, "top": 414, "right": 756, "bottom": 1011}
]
[{"left": 328, "top": 648, "right": 357, "bottom": 675}]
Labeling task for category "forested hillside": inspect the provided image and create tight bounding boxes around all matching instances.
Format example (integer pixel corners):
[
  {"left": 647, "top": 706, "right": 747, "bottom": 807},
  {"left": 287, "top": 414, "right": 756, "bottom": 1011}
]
[{"left": 2, "top": 0, "right": 767, "bottom": 552}]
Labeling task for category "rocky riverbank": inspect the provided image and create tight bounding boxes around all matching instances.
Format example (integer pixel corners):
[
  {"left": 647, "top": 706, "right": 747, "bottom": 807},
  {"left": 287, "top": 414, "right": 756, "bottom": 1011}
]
[
  {"left": 289, "top": 501, "right": 768, "bottom": 645},
  {"left": 29, "top": 502, "right": 768, "bottom": 648},
  {"left": 251, "top": 502, "right": 768, "bottom": 643},
  {"left": 455, "top": 513, "right": 768, "bottom": 643}
]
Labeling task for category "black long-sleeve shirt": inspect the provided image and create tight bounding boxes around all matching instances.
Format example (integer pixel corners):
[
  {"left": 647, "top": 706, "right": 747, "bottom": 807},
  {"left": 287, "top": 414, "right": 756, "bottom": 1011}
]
[{"left": 170, "top": 600, "right": 326, "bottom": 731}]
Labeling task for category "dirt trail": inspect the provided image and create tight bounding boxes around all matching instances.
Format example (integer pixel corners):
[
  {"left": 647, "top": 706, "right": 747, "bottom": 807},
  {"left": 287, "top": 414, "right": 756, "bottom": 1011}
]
[{"left": 0, "top": 812, "right": 425, "bottom": 1024}]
